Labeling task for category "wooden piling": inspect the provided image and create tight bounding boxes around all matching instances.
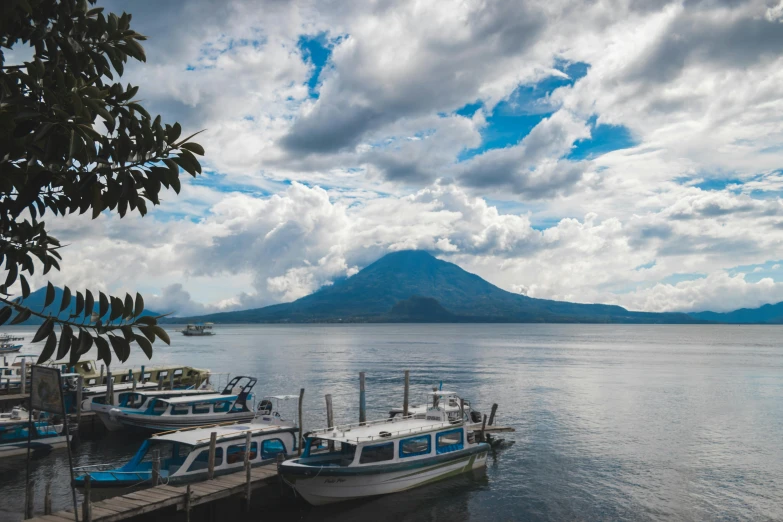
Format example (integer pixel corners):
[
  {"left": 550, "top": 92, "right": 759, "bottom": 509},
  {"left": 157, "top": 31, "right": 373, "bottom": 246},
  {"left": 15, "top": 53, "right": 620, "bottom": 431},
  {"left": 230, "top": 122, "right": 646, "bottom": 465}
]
[
  {"left": 82, "top": 474, "right": 92, "bottom": 522},
  {"left": 19, "top": 358, "right": 26, "bottom": 395},
  {"left": 76, "top": 375, "right": 83, "bottom": 427},
  {"left": 44, "top": 482, "right": 51, "bottom": 515},
  {"left": 184, "top": 484, "right": 192, "bottom": 522},
  {"left": 158, "top": 372, "right": 164, "bottom": 390},
  {"left": 169, "top": 371, "right": 174, "bottom": 390},
  {"left": 25, "top": 479, "right": 34, "bottom": 519},
  {"left": 99, "top": 364, "right": 104, "bottom": 383},
  {"left": 403, "top": 370, "right": 410, "bottom": 417},
  {"left": 488, "top": 403, "right": 498, "bottom": 426},
  {"left": 297, "top": 388, "right": 304, "bottom": 456},
  {"left": 131, "top": 373, "right": 136, "bottom": 393},
  {"left": 460, "top": 398, "right": 465, "bottom": 422},
  {"left": 208, "top": 432, "right": 217, "bottom": 479},
  {"left": 359, "top": 372, "right": 366, "bottom": 425},
  {"left": 244, "top": 431, "right": 252, "bottom": 511},
  {"left": 325, "top": 394, "right": 334, "bottom": 451},
  {"left": 105, "top": 370, "right": 112, "bottom": 405},
  {"left": 151, "top": 449, "right": 160, "bottom": 486},
  {"left": 140, "top": 365, "right": 145, "bottom": 384},
  {"left": 432, "top": 386, "right": 438, "bottom": 408}
]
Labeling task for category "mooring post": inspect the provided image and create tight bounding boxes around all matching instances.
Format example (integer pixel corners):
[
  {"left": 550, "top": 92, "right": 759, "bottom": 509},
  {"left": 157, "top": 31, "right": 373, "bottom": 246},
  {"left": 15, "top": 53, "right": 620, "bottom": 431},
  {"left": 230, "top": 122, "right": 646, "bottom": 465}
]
[
  {"left": 76, "top": 375, "right": 83, "bottom": 427},
  {"left": 105, "top": 369, "right": 113, "bottom": 405},
  {"left": 325, "top": 394, "right": 334, "bottom": 451},
  {"left": 140, "top": 365, "right": 145, "bottom": 384},
  {"left": 158, "top": 373, "right": 164, "bottom": 390},
  {"left": 488, "top": 403, "right": 498, "bottom": 426},
  {"left": 244, "top": 431, "right": 252, "bottom": 511},
  {"left": 169, "top": 371, "right": 175, "bottom": 390},
  {"left": 99, "top": 364, "right": 104, "bottom": 383},
  {"left": 460, "top": 398, "right": 465, "bottom": 422},
  {"left": 24, "top": 479, "right": 34, "bottom": 519},
  {"left": 403, "top": 370, "right": 410, "bottom": 417},
  {"left": 480, "top": 414, "right": 488, "bottom": 442},
  {"left": 20, "top": 358, "right": 26, "bottom": 395},
  {"left": 297, "top": 388, "right": 304, "bottom": 456},
  {"left": 184, "top": 484, "right": 192, "bottom": 522},
  {"left": 208, "top": 432, "right": 217, "bottom": 479},
  {"left": 359, "top": 372, "right": 366, "bottom": 425},
  {"left": 151, "top": 449, "right": 160, "bottom": 485},
  {"left": 131, "top": 371, "right": 137, "bottom": 393},
  {"left": 44, "top": 481, "right": 51, "bottom": 515},
  {"left": 432, "top": 386, "right": 439, "bottom": 408},
  {"left": 82, "top": 474, "right": 91, "bottom": 522}
]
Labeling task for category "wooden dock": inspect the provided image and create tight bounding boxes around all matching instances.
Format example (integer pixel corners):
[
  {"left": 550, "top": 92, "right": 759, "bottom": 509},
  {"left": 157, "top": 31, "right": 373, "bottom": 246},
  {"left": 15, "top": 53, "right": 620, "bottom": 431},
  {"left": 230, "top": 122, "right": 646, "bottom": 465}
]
[{"left": 26, "top": 463, "right": 280, "bottom": 522}]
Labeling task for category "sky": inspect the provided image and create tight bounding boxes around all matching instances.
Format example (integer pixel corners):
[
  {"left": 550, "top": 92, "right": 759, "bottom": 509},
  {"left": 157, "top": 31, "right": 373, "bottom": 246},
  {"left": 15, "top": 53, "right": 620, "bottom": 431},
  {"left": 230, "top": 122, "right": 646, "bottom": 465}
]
[{"left": 13, "top": 0, "right": 783, "bottom": 315}]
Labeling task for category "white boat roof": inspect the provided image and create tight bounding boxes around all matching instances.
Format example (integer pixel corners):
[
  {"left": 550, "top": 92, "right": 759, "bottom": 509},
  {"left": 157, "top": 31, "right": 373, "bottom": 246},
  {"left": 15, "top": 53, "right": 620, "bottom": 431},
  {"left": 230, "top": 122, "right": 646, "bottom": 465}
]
[
  {"left": 83, "top": 382, "right": 159, "bottom": 393},
  {"left": 151, "top": 422, "right": 289, "bottom": 445},
  {"left": 313, "top": 417, "right": 455, "bottom": 444},
  {"left": 427, "top": 391, "right": 457, "bottom": 396},
  {"left": 160, "top": 393, "right": 234, "bottom": 404},
  {"left": 264, "top": 395, "right": 299, "bottom": 400}
]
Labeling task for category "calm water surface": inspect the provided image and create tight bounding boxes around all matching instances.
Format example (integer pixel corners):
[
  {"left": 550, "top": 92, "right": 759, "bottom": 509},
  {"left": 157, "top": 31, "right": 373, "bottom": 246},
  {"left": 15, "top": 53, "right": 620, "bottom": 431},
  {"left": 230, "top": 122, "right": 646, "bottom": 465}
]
[{"left": 0, "top": 324, "right": 781, "bottom": 521}]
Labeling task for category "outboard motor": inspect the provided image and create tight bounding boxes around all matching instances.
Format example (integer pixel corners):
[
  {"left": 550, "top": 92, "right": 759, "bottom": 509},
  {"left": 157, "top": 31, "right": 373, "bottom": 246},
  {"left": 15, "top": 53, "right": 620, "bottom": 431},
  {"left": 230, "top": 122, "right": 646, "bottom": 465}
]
[{"left": 470, "top": 410, "right": 482, "bottom": 424}]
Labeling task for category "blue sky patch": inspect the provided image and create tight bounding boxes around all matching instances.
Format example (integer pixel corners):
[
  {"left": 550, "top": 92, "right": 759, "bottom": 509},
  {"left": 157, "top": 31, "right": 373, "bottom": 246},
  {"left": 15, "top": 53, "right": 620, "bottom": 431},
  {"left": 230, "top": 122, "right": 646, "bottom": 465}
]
[
  {"left": 568, "top": 117, "right": 636, "bottom": 160},
  {"left": 634, "top": 260, "right": 656, "bottom": 270},
  {"left": 298, "top": 33, "right": 342, "bottom": 98}
]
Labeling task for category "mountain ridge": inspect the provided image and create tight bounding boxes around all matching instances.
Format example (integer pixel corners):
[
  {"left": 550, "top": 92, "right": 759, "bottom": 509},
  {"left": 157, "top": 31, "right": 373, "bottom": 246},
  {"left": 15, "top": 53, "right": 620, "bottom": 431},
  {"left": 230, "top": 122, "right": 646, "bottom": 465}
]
[{"left": 163, "top": 250, "right": 702, "bottom": 324}]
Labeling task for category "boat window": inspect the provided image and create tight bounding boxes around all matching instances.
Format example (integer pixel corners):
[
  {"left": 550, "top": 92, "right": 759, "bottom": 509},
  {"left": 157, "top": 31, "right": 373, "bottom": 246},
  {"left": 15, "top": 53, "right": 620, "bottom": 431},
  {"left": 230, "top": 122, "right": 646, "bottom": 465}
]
[
  {"left": 159, "top": 371, "right": 168, "bottom": 380},
  {"left": 193, "top": 403, "right": 211, "bottom": 414},
  {"left": 399, "top": 435, "right": 431, "bottom": 458},
  {"left": 261, "top": 439, "right": 286, "bottom": 460},
  {"left": 186, "top": 447, "right": 224, "bottom": 472},
  {"left": 360, "top": 442, "right": 394, "bottom": 464},
  {"left": 87, "top": 378, "right": 96, "bottom": 385},
  {"left": 226, "top": 442, "right": 258, "bottom": 464},
  {"left": 174, "top": 369, "right": 183, "bottom": 377},
  {"left": 143, "top": 372, "right": 151, "bottom": 382},
  {"left": 150, "top": 400, "right": 168, "bottom": 415},
  {"left": 436, "top": 429, "right": 464, "bottom": 454},
  {"left": 213, "top": 402, "right": 230, "bottom": 413},
  {"left": 171, "top": 405, "right": 190, "bottom": 415}
]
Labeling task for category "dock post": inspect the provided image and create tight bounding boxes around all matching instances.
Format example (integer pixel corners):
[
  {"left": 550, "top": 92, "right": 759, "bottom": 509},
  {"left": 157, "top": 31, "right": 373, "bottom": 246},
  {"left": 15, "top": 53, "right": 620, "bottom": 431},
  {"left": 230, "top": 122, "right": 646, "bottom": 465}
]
[
  {"left": 44, "top": 481, "right": 51, "bottom": 515},
  {"left": 460, "top": 398, "right": 465, "bottom": 422},
  {"left": 325, "top": 394, "right": 334, "bottom": 451},
  {"left": 158, "top": 373, "right": 164, "bottom": 390},
  {"left": 82, "top": 475, "right": 91, "bottom": 522},
  {"left": 208, "top": 432, "right": 217, "bottom": 479},
  {"left": 488, "top": 403, "right": 498, "bottom": 426},
  {"left": 99, "top": 364, "right": 104, "bottom": 383},
  {"left": 20, "top": 358, "right": 26, "bottom": 395},
  {"left": 169, "top": 371, "right": 174, "bottom": 390},
  {"left": 297, "top": 388, "right": 304, "bottom": 456},
  {"left": 151, "top": 449, "right": 160, "bottom": 485},
  {"left": 432, "top": 386, "right": 438, "bottom": 408},
  {"left": 480, "top": 414, "right": 488, "bottom": 442},
  {"left": 244, "top": 431, "right": 252, "bottom": 511},
  {"left": 105, "top": 369, "right": 112, "bottom": 405},
  {"left": 359, "top": 372, "right": 366, "bottom": 425},
  {"left": 185, "top": 485, "right": 192, "bottom": 522},
  {"left": 76, "top": 375, "right": 83, "bottom": 428},
  {"left": 403, "top": 370, "right": 410, "bottom": 417},
  {"left": 140, "top": 365, "right": 145, "bottom": 384},
  {"left": 24, "top": 479, "right": 34, "bottom": 519},
  {"left": 131, "top": 372, "right": 137, "bottom": 393}
]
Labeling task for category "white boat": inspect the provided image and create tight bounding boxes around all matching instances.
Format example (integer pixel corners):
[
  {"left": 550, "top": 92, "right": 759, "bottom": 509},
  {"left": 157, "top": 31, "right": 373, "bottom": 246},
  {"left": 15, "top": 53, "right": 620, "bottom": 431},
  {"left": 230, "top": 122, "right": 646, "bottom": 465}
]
[
  {"left": 181, "top": 323, "right": 215, "bottom": 336},
  {"left": 74, "top": 420, "right": 298, "bottom": 489},
  {"left": 389, "top": 390, "right": 482, "bottom": 424},
  {"left": 90, "top": 388, "right": 222, "bottom": 430},
  {"left": 254, "top": 395, "right": 299, "bottom": 427},
  {"left": 92, "top": 376, "right": 258, "bottom": 432},
  {"left": 280, "top": 408, "right": 489, "bottom": 505},
  {"left": 76, "top": 381, "right": 163, "bottom": 411},
  {"left": 0, "top": 407, "right": 72, "bottom": 458}
]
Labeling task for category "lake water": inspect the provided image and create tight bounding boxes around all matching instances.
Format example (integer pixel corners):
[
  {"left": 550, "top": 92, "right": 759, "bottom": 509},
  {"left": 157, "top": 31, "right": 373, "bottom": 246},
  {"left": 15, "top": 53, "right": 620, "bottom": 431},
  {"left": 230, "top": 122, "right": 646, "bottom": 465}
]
[{"left": 1, "top": 324, "right": 781, "bottom": 521}]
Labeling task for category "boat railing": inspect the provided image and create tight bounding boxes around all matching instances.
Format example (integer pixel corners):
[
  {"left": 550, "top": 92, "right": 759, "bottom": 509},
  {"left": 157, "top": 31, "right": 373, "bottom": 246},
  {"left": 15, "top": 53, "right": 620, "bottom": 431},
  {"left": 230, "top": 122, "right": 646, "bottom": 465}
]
[{"left": 309, "top": 414, "right": 462, "bottom": 443}]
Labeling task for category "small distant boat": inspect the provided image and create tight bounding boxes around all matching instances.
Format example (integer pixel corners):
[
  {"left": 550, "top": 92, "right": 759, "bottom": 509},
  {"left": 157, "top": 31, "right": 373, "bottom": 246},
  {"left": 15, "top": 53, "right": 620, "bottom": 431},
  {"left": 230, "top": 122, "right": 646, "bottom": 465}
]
[
  {"left": 74, "top": 419, "right": 297, "bottom": 489},
  {"left": 181, "top": 323, "right": 215, "bottom": 336},
  {"left": 389, "top": 389, "right": 482, "bottom": 424},
  {"left": 280, "top": 407, "right": 490, "bottom": 505},
  {"left": 0, "top": 407, "right": 73, "bottom": 458},
  {"left": 0, "top": 342, "right": 23, "bottom": 355},
  {"left": 93, "top": 376, "right": 258, "bottom": 432}
]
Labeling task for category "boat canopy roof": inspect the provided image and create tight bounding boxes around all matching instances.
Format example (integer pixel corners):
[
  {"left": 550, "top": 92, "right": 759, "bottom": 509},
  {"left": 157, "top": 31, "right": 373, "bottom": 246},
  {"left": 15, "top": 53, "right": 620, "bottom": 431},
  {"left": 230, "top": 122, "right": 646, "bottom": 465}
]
[
  {"left": 309, "top": 416, "right": 454, "bottom": 444},
  {"left": 83, "top": 382, "right": 159, "bottom": 393},
  {"left": 120, "top": 389, "right": 215, "bottom": 399},
  {"left": 427, "top": 391, "right": 457, "bottom": 396},
  {"left": 151, "top": 422, "right": 290, "bottom": 445},
  {"left": 263, "top": 395, "right": 299, "bottom": 400},
  {"left": 159, "top": 393, "right": 236, "bottom": 404}
]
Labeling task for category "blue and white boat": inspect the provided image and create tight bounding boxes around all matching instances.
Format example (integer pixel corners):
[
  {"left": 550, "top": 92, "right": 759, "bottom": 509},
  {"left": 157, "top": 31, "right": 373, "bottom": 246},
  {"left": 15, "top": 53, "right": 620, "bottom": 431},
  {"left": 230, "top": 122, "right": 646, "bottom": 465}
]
[
  {"left": 74, "top": 419, "right": 297, "bottom": 489},
  {"left": 91, "top": 376, "right": 258, "bottom": 432},
  {"left": 280, "top": 408, "right": 489, "bottom": 505},
  {"left": 0, "top": 407, "right": 71, "bottom": 458}
]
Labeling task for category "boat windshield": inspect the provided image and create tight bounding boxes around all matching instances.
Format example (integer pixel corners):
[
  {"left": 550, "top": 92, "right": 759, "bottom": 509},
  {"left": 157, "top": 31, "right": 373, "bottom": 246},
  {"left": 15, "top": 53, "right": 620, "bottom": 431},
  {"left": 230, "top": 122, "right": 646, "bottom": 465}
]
[
  {"left": 300, "top": 438, "right": 356, "bottom": 467},
  {"left": 118, "top": 392, "right": 147, "bottom": 408},
  {"left": 135, "top": 440, "right": 192, "bottom": 476}
]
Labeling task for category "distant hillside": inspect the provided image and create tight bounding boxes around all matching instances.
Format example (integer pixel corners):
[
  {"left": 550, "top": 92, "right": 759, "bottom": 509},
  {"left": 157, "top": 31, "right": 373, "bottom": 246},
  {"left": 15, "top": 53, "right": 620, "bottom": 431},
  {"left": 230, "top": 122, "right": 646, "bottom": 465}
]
[
  {"left": 11, "top": 286, "right": 159, "bottom": 325},
  {"left": 166, "top": 250, "right": 700, "bottom": 324},
  {"left": 690, "top": 302, "right": 783, "bottom": 324}
]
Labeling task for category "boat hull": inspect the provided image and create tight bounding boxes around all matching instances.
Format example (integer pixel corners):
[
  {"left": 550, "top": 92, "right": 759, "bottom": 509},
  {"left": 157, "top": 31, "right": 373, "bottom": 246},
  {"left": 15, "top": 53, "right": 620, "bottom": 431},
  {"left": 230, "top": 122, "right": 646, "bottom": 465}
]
[
  {"left": 0, "top": 435, "right": 69, "bottom": 458},
  {"left": 282, "top": 445, "right": 489, "bottom": 505},
  {"left": 108, "top": 411, "right": 257, "bottom": 432}
]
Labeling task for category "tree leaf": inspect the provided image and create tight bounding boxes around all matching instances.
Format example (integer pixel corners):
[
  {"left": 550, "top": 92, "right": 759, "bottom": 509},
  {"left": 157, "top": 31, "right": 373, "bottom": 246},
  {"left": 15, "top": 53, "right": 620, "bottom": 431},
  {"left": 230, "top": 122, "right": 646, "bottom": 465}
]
[
  {"left": 20, "top": 275, "right": 30, "bottom": 299},
  {"left": 60, "top": 286, "right": 72, "bottom": 313},
  {"left": 85, "top": 290, "right": 94, "bottom": 316},
  {"left": 0, "top": 307, "right": 12, "bottom": 326},
  {"left": 45, "top": 282, "right": 55, "bottom": 309},
  {"left": 133, "top": 334, "right": 153, "bottom": 359},
  {"left": 108, "top": 334, "right": 130, "bottom": 362},
  {"left": 99, "top": 292, "right": 109, "bottom": 318},
  {"left": 123, "top": 293, "right": 134, "bottom": 318},
  {"left": 37, "top": 332, "right": 57, "bottom": 364},
  {"left": 10, "top": 308, "right": 31, "bottom": 325},
  {"left": 5, "top": 263, "right": 18, "bottom": 288},
  {"left": 75, "top": 291, "right": 84, "bottom": 317},
  {"left": 134, "top": 293, "right": 144, "bottom": 317},
  {"left": 32, "top": 317, "right": 54, "bottom": 343},
  {"left": 94, "top": 335, "right": 112, "bottom": 366},
  {"left": 109, "top": 296, "right": 124, "bottom": 322},
  {"left": 151, "top": 325, "right": 170, "bottom": 345},
  {"left": 56, "top": 325, "right": 73, "bottom": 360},
  {"left": 180, "top": 142, "right": 204, "bottom": 155},
  {"left": 139, "top": 325, "right": 156, "bottom": 342}
]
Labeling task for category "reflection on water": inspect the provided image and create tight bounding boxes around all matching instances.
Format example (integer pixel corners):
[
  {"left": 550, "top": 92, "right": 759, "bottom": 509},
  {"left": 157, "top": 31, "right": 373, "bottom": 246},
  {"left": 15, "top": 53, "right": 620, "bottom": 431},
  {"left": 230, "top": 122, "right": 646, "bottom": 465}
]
[{"left": 1, "top": 324, "right": 782, "bottom": 521}]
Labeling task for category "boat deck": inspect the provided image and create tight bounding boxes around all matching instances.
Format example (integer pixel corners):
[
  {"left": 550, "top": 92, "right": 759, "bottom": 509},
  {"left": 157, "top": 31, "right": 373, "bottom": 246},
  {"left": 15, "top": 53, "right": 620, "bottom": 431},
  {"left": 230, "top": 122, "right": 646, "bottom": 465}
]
[{"left": 26, "top": 463, "right": 279, "bottom": 522}]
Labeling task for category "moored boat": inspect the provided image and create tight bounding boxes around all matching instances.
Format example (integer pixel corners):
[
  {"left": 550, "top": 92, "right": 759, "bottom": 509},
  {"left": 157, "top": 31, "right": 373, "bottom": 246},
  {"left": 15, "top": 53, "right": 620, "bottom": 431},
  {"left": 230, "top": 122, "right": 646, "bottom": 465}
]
[
  {"left": 90, "top": 388, "right": 221, "bottom": 430},
  {"left": 61, "top": 359, "right": 210, "bottom": 388},
  {"left": 389, "top": 389, "right": 482, "bottom": 424},
  {"left": 74, "top": 420, "right": 297, "bottom": 489},
  {"left": 93, "top": 376, "right": 258, "bottom": 432},
  {"left": 181, "top": 323, "right": 215, "bottom": 336},
  {"left": 0, "top": 407, "right": 73, "bottom": 458},
  {"left": 280, "top": 408, "right": 489, "bottom": 505}
]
